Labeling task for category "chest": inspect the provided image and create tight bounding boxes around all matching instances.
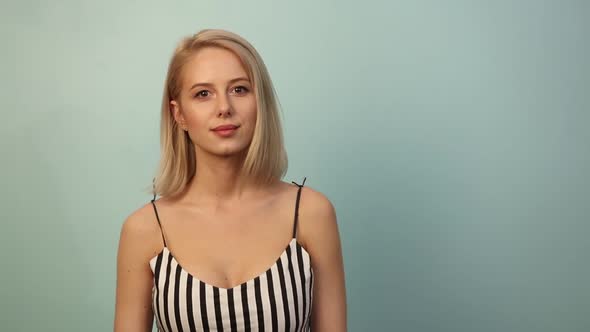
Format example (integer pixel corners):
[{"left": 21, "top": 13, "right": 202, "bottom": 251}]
[
  {"left": 152, "top": 194, "right": 298, "bottom": 290},
  {"left": 149, "top": 238, "right": 314, "bottom": 332}
]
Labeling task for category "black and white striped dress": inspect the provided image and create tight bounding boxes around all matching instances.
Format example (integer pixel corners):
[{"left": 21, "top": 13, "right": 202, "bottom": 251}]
[{"left": 148, "top": 178, "right": 314, "bottom": 331}]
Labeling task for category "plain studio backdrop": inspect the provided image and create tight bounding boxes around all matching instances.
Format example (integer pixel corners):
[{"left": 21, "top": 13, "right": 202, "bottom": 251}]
[{"left": 1, "top": 1, "right": 588, "bottom": 331}]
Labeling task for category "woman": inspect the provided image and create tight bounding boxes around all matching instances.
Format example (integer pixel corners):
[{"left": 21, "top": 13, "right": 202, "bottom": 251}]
[{"left": 114, "top": 29, "right": 347, "bottom": 331}]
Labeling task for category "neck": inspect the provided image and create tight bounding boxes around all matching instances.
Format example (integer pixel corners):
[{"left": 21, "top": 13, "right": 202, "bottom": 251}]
[{"left": 178, "top": 149, "right": 273, "bottom": 208}]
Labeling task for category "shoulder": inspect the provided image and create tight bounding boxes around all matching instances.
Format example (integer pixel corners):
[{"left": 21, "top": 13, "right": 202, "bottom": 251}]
[
  {"left": 121, "top": 202, "right": 159, "bottom": 238},
  {"left": 118, "top": 201, "right": 164, "bottom": 261},
  {"left": 296, "top": 185, "right": 347, "bottom": 330},
  {"left": 295, "top": 185, "right": 340, "bottom": 255},
  {"left": 298, "top": 186, "right": 337, "bottom": 224},
  {"left": 115, "top": 202, "right": 163, "bottom": 330}
]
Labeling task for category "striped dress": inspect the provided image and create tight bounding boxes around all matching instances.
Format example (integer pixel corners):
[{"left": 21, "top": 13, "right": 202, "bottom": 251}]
[{"left": 148, "top": 178, "right": 314, "bottom": 331}]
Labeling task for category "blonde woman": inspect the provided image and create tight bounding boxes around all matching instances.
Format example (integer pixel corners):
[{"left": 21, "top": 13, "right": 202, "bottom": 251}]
[{"left": 114, "top": 29, "right": 347, "bottom": 331}]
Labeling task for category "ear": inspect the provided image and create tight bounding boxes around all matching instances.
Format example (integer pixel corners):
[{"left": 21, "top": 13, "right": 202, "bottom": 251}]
[{"left": 170, "top": 100, "right": 187, "bottom": 129}]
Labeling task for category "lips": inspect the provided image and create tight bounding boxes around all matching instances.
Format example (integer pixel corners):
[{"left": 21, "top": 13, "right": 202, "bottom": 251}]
[{"left": 212, "top": 124, "right": 239, "bottom": 131}]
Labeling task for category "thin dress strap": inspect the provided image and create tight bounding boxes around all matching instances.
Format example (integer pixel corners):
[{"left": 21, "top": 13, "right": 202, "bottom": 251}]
[
  {"left": 291, "top": 177, "right": 307, "bottom": 239},
  {"left": 150, "top": 178, "right": 167, "bottom": 247}
]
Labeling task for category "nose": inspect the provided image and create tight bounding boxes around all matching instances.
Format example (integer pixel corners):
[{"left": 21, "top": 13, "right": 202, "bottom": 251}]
[{"left": 217, "top": 93, "right": 232, "bottom": 117}]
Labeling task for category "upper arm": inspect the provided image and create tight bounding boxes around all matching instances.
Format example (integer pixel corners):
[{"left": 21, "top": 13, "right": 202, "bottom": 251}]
[
  {"left": 299, "top": 187, "right": 347, "bottom": 332},
  {"left": 114, "top": 204, "right": 161, "bottom": 332}
]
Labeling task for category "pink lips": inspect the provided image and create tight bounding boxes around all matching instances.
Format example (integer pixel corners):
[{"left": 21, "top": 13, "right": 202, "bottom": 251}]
[
  {"left": 213, "top": 124, "right": 238, "bottom": 131},
  {"left": 212, "top": 124, "right": 239, "bottom": 137}
]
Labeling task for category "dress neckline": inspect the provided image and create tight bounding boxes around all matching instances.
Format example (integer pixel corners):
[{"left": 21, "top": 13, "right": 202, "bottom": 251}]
[{"left": 150, "top": 238, "right": 312, "bottom": 291}]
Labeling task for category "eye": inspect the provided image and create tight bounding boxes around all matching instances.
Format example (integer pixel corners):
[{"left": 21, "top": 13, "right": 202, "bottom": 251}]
[
  {"left": 232, "top": 86, "right": 250, "bottom": 95},
  {"left": 194, "top": 90, "right": 210, "bottom": 98}
]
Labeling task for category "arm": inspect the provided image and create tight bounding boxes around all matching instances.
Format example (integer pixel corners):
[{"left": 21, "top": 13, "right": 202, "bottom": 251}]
[
  {"left": 114, "top": 206, "right": 160, "bottom": 331},
  {"left": 300, "top": 187, "right": 347, "bottom": 331}
]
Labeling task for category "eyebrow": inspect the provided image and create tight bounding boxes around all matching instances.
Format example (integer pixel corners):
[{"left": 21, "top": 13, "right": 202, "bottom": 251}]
[{"left": 189, "top": 77, "right": 250, "bottom": 91}]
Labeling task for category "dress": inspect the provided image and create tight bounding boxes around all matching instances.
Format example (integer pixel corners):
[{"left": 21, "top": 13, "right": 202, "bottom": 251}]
[{"left": 148, "top": 178, "right": 313, "bottom": 331}]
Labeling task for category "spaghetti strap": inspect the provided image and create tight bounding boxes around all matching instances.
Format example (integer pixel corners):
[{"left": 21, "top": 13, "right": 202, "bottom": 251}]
[
  {"left": 291, "top": 177, "right": 307, "bottom": 239},
  {"left": 150, "top": 178, "right": 167, "bottom": 247}
]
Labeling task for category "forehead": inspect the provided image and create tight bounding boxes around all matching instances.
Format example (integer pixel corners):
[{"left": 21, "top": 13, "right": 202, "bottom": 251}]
[{"left": 181, "top": 47, "right": 249, "bottom": 86}]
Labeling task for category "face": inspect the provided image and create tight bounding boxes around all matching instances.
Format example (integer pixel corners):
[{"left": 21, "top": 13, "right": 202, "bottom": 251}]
[{"left": 170, "top": 47, "right": 257, "bottom": 158}]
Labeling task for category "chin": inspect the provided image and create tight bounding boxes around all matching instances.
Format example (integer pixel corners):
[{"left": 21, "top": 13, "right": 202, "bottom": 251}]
[
  {"left": 198, "top": 140, "right": 251, "bottom": 157},
  {"left": 214, "top": 145, "right": 249, "bottom": 157}
]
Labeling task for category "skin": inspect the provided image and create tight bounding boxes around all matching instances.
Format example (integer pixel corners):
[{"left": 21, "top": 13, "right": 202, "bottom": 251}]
[{"left": 114, "top": 46, "right": 347, "bottom": 331}]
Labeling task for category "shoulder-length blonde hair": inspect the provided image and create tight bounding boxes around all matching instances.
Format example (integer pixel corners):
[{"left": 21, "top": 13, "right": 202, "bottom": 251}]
[{"left": 151, "top": 29, "right": 288, "bottom": 198}]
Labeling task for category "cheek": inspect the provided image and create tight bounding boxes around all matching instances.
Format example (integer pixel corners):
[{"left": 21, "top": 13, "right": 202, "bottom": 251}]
[
  {"left": 185, "top": 115, "right": 204, "bottom": 128},
  {"left": 182, "top": 106, "right": 208, "bottom": 125},
  {"left": 249, "top": 104, "right": 257, "bottom": 121},
  {"left": 235, "top": 95, "right": 256, "bottom": 111},
  {"left": 243, "top": 97, "right": 258, "bottom": 120}
]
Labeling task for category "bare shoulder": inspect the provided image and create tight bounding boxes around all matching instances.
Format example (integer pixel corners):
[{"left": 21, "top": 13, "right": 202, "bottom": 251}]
[
  {"left": 298, "top": 186, "right": 337, "bottom": 223},
  {"left": 295, "top": 185, "right": 340, "bottom": 256},
  {"left": 295, "top": 184, "right": 347, "bottom": 330},
  {"left": 118, "top": 201, "right": 164, "bottom": 261},
  {"left": 114, "top": 202, "right": 162, "bottom": 330}
]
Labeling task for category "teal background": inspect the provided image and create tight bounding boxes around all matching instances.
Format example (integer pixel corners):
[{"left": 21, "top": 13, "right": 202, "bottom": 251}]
[{"left": 1, "top": 1, "right": 588, "bottom": 331}]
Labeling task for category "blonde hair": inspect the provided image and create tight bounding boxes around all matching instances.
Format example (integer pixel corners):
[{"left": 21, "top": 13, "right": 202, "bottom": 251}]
[{"left": 151, "top": 29, "right": 288, "bottom": 198}]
